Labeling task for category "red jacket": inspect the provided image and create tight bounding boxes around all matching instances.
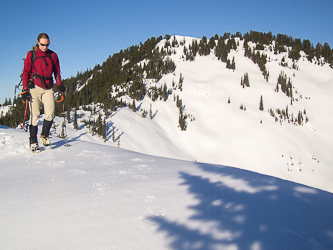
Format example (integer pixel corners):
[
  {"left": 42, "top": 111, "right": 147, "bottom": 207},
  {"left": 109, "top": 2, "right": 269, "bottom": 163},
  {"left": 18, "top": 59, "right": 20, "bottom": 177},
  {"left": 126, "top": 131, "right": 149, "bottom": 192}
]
[{"left": 22, "top": 48, "right": 62, "bottom": 90}]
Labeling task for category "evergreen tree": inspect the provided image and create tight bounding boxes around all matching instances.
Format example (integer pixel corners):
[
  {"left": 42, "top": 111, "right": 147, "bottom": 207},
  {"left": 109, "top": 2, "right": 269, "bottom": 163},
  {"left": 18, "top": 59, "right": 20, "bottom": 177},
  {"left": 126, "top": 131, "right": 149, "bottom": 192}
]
[
  {"left": 103, "top": 94, "right": 110, "bottom": 118},
  {"left": 163, "top": 83, "right": 168, "bottom": 101},
  {"left": 286, "top": 77, "right": 293, "bottom": 98},
  {"left": 73, "top": 109, "right": 78, "bottom": 131},
  {"left": 215, "top": 37, "right": 228, "bottom": 63},
  {"left": 91, "top": 119, "right": 95, "bottom": 136},
  {"left": 244, "top": 72, "right": 249, "bottom": 86},
  {"left": 151, "top": 86, "right": 159, "bottom": 102},
  {"left": 96, "top": 113, "right": 103, "bottom": 136},
  {"left": 226, "top": 59, "right": 231, "bottom": 69},
  {"left": 226, "top": 56, "right": 236, "bottom": 70},
  {"left": 241, "top": 72, "right": 249, "bottom": 87},
  {"left": 302, "top": 39, "right": 314, "bottom": 61},
  {"left": 256, "top": 43, "right": 265, "bottom": 50},
  {"left": 186, "top": 40, "right": 199, "bottom": 61},
  {"left": 199, "top": 36, "right": 210, "bottom": 56},
  {"left": 177, "top": 96, "right": 182, "bottom": 109},
  {"left": 132, "top": 99, "right": 136, "bottom": 112},
  {"left": 315, "top": 42, "right": 322, "bottom": 60},
  {"left": 179, "top": 73, "right": 183, "bottom": 91},
  {"left": 171, "top": 35, "right": 178, "bottom": 47},
  {"left": 178, "top": 109, "right": 186, "bottom": 130},
  {"left": 322, "top": 42, "right": 332, "bottom": 64},
  {"left": 102, "top": 118, "right": 106, "bottom": 141},
  {"left": 112, "top": 125, "right": 115, "bottom": 142},
  {"left": 149, "top": 103, "right": 152, "bottom": 119},
  {"left": 141, "top": 110, "right": 147, "bottom": 118},
  {"left": 298, "top": 111, "right": 303, "bottom": 125},
  {"left": 66, "top": 105, "right": 71, "bottom": 123},
  {"left": 241, "top": 73, "right": 250, "bottom": 87},
  {"left": 209, "top": 36, "right": 216, "bottom": 49},
  {"left": 259, "top": 95, "right": 264, "bottom": 111},
  {"left": 276, "top": 71, "right": 292, "bottom": 98},
  {"left": 60, "top": 121, "right": 66, "bottom": 138}
]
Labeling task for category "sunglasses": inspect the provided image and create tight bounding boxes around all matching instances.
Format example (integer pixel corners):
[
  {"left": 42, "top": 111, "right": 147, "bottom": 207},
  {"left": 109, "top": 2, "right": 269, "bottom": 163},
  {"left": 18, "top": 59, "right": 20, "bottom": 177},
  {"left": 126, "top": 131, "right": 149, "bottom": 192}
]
[{"left": 40, "top": 43, "right": 50, "bottom": 47}]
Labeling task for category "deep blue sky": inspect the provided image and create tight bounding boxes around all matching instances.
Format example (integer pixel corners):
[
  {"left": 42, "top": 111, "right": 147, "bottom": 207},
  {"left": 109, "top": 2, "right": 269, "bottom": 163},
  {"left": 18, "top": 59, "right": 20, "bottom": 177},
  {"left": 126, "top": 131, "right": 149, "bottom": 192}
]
[{"left": 1, "top": 0, "right": 332, "bottom": 104}]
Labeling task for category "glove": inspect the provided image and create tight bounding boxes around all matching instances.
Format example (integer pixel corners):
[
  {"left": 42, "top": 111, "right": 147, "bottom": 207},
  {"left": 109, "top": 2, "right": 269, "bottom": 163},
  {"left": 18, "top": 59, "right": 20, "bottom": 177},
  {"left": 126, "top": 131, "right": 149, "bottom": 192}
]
[
  {"left": 21, "top": 89, "right": 30, "bottom": 102},
  {"left": 58, "top": 84, "right": 65, "bottom": 92}
]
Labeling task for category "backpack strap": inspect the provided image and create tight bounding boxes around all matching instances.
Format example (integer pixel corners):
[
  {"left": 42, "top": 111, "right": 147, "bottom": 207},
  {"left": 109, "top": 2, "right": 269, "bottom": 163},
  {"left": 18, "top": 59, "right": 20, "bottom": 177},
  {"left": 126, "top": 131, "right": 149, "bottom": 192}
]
[
  {"left": 30, "top": 50, "right": 54, "bottom": 88},
  {"left": 31, "top": 50, "right": 36, "bottom": 64},
  {"left": 31, "top": 50, "right": 52, "bottom": 66}
]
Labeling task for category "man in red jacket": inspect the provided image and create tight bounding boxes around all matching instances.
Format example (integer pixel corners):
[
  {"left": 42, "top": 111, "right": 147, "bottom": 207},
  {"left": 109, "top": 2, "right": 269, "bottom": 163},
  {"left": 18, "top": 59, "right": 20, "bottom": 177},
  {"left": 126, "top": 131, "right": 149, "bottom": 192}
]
[{"left": 21, "top": 33, "right": 65, "bottom": 152}]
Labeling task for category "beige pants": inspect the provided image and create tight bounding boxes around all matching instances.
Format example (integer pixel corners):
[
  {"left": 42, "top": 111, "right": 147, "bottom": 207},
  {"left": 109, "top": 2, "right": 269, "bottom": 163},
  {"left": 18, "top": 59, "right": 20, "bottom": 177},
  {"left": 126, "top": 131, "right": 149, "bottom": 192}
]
[{"left": 29, "top": 86, "right": 55, "bottom": 126}]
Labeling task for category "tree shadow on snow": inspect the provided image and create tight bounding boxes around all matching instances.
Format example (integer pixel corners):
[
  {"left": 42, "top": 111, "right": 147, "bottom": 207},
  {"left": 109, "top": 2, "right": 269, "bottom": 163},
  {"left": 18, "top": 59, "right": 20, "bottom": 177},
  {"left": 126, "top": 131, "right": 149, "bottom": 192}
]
[
  {"left": 50, "top": 132, "right": 88, "bottom": 149},
  {"left": 148, "top": 163, "right": 333, "bottom": 250},
  {"left": 0, "top": 125, "right": 11, "bottom": 129},
  {"left": 152, "top": 110, "right": 158, "bottom": 120},
  {"left": 114, "top": 131, "right": 124, "bottom": 143},
  {"left": 77, "top": 124, "right": 85, "bottom": 131},
  {"left": 136, "top": 102, "right": 143, "bottom": 112}
]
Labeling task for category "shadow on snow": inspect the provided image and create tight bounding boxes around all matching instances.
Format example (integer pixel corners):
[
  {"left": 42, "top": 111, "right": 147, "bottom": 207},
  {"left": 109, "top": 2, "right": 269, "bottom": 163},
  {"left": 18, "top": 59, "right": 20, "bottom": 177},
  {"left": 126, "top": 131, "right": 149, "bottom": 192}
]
[{"left": 148, "top": 162, "right": 333, "bottom": 250}]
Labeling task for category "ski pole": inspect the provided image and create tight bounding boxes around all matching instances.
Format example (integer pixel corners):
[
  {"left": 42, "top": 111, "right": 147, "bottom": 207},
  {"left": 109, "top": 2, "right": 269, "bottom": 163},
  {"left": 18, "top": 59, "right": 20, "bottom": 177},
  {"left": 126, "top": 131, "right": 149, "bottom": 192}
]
[
  {"left": 57, "top": 92, "right": 69, "bottom": 147},
  {"left": 18, "top": 90, "right": 29, "bottom": 130},
  {"left": 14, "top": 79, "right": 22, "bottom": 96},
  {"left": 22, "top": 99, "right": 28, "bottom": 130}
]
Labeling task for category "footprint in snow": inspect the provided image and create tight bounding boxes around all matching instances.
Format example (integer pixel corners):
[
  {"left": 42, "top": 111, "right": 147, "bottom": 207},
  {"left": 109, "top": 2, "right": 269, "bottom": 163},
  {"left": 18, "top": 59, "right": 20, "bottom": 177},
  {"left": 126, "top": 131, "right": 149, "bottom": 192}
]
[{"left": 69, "top": 169, "right": 88, "bottom": 175}]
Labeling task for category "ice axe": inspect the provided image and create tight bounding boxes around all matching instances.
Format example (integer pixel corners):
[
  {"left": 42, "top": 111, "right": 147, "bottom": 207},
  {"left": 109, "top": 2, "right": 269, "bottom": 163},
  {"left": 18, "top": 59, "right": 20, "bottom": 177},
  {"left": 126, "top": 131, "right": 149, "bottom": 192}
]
[{"left": 57, "top": 92, "right": 70, "bottom": 147}]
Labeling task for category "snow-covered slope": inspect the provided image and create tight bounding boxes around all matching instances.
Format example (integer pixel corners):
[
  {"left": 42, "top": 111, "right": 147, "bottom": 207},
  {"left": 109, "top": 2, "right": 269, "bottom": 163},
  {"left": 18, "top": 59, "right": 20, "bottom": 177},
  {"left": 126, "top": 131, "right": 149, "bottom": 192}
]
[
  {"left": 74, "top": 36, "right": 333, "bottom": 193},
  {"left": 1, "top": 124, "right": 333, "bottom": 250},
  {"left": 1, "top": 34, "right": 333, "bottom": 249}
]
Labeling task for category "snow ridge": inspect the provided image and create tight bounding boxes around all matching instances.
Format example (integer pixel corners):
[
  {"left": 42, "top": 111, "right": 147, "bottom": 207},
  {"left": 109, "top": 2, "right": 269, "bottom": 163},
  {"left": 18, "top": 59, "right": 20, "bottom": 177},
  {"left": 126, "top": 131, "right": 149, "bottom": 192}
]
[{"left": 0, "top": 123, "right": 333, "bottom": 249}]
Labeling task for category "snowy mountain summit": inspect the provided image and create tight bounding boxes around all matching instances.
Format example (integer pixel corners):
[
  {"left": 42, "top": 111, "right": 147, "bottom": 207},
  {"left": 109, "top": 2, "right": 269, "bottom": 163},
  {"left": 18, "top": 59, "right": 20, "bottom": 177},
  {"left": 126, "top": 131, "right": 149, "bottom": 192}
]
[
  {"left": 1, "top": 33, "right": 333, "bottom": 249},
  {"left": 65, "top": 34, "right": 333, "bottom": 193}
]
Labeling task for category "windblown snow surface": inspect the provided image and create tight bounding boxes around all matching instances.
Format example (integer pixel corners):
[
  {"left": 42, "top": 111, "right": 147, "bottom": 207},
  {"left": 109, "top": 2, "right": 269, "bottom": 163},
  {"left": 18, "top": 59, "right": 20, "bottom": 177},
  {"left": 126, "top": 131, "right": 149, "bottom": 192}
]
[{"left": 1, "top": 36, "right": 333, "bottom": 249}]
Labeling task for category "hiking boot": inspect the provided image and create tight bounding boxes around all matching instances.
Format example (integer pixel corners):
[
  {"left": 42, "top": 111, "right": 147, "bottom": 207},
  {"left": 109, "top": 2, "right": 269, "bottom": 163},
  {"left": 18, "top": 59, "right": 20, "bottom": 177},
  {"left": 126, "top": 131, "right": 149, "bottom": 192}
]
[
  {"left": 40, "top": 135, "right": 51, "bottom": 146},
  {"left": 30, "top": 143, "right": 40, "bottom": 153}
]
